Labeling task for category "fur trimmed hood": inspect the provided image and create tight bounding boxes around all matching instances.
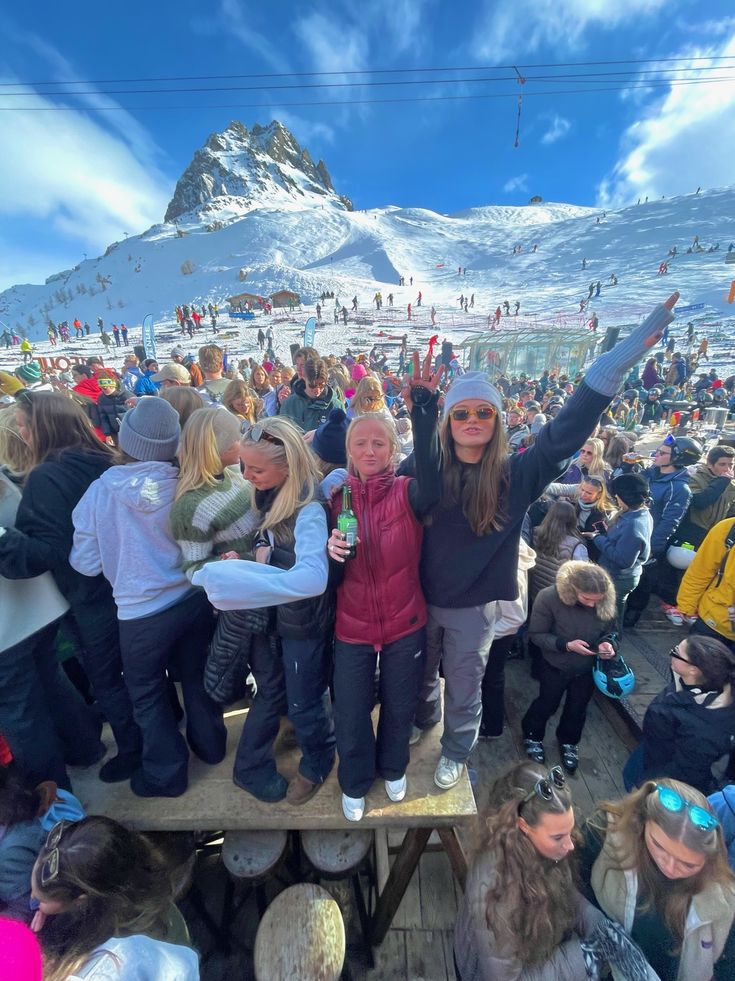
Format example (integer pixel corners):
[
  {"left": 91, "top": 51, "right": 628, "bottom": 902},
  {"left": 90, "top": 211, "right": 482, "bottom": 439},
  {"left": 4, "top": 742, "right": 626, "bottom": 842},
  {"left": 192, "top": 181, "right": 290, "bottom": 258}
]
[{"left": 555, "top": 560, "right": 617, "bottom": 622}]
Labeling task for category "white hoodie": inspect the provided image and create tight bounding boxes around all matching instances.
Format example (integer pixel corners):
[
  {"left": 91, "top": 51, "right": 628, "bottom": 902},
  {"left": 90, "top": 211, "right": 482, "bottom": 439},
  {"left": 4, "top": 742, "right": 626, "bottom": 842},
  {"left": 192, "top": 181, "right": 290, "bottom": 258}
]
[
  {"left": 69, "top": 934, "right": 199, "bottom": 980},
  {"left": 71, "top": 462, "right": 192, "bottom": 620}
]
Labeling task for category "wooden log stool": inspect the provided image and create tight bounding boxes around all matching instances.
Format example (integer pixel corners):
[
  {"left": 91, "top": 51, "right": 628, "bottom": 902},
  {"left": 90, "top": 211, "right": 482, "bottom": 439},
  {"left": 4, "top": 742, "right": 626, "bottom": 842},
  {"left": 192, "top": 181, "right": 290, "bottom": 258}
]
[
  {"left": 300, "top": 828, "right": 374, "bottom": 963},
  {"left": 220, "top": 829, "right": 289, "bottom": 945},
  {"left": 254, "top": 882, "right": 345, "bottom": 981}
]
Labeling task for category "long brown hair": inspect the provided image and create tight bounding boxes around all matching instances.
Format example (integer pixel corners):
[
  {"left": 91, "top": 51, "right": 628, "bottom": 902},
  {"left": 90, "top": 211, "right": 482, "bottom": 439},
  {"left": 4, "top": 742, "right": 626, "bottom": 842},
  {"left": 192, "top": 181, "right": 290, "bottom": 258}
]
[
  {"left": 16, "top": 392, "right": 115, "bottom": 469},
  {"left": 437, "top": 415, "right": 510, "bottom": 535},
  {"left": 474, "top": 761, "right": 577, "bottom": 967},
  {"left": 592, "top": 779, "right": 735, "bottom": 943},
  {"left": 35, "top": 817, "right": 174, "bottom": 981},
  {"left": 534, "top": 500, "right": 582, "bottom": 556}
]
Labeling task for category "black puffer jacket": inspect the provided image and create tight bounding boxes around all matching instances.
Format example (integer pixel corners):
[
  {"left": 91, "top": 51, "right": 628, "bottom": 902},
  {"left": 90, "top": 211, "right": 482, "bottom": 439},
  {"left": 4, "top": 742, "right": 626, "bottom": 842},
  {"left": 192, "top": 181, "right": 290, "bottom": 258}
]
[
  {"left": 0, "top": 448, "right": 117, "bottom": 623},
  {"left": 255, "top": 489, "right": 335, "bottom": 640},
  {"left": 639, "top": 676, "right": 735, "bottom": 795}
]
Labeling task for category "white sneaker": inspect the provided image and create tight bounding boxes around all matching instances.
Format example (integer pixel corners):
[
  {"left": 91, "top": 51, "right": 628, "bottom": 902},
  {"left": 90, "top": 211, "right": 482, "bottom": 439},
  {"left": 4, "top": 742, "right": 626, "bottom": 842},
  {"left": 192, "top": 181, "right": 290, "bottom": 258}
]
[
  {"left": 342, "top": 794, "right": 365, "bottom": 822},
  {"left": 434, "top": 756, "right": 463, "bottom": 790},
  {"left": 409, "top": 725, "right": 422, "bottom": 746},
  {"left": 385, "top": 775, "right": 407, "bottom": 802}
]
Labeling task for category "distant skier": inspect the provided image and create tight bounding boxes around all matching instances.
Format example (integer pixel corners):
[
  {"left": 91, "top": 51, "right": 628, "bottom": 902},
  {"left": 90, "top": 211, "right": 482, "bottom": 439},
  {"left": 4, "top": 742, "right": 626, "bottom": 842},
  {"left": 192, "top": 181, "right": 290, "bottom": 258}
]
[
  {"left": 582, "top": 258, "right": 587, "bottom": 269},
  {"left": 463, "top": 299, "right": 468, "bottom": 313},
  {"left": 514, "top": 301, "right": 520, "bottom": 315},
  {"left": 84, "top": 322, "right": 91, "bottom": 336},
  {"left": 120, "top": 324, "right": 128, "bottom": 345},
  {"left": 316, "top": 303, "right": 322, "bottom": 321},
  {"left": 595, "top": 281, "right": 601, "bottom": 296},
  {"left": 407, "top": 303, "right": 412, "bottom": 321},
  {"left": 47, "top": 325, "right": 57, "bottom": 346},
  {"left": 257, "top": 328, "right": 265, "bottom": 350},
  {"left": 417, "top": 291, "right": 422, "bottom": 307},
  {"left": 352, "top": 296, "right": 358, "bottom": 312},
  {"left": 388, "top": 293, "right": 394, "bottom": 306},
  {"left": 341, "top": 306, "right": 348, "bottom": 324},
  {"left": 210, "top": 315, "right": 219, "bottom": 334},
  {"left": 579, "top": 299, "right": 587, "bottom": 313},
  {"left": 410, "top": 276, "right": 413, "bottom": 286},
  {"left": 589, "top": 313, "right": 599, "bottom": 332},
  {"left": 503, "top": 300, "right": 510, "bottom": 315},
  {"left": 588, "top": 282, "right": 594, "bottom": 298},
  {"left": 431, "top": 306, "right": 436, "bottom": 326},
  {"left": 266, "top": 325, "right": 274, "bottom": 345},
  {"left": 494, "top": 306, "right": 501, "bottom": 325},
  {"left": 470, "top": 294, "right": 475, "bottom": 308},
  {"left": 112, "top": 324, "right": 121, "bottom": 347},
  {"left": 458, "top": 294, "right": 464, "bottom": 308}
]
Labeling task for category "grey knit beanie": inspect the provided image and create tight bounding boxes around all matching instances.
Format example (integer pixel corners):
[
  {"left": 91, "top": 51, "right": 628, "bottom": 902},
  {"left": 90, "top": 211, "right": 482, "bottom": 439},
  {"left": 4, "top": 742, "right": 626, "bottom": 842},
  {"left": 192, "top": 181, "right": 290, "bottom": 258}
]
[
  {"left": 119, "top": 396, "right": 181, "bottom": 462},
  {"left": 443, "top": 371, "right": 503, "bottom": 416}
]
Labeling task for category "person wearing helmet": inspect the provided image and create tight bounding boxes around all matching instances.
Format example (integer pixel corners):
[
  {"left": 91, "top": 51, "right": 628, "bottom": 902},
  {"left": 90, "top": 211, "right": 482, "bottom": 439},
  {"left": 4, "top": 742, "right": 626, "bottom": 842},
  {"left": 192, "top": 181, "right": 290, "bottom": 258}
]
[
  {"left": 623, "top": 636, "right": 735, "bottom": 795},
  {"left": 521, "top": 561, "right": 618, "bottom": 774},
  {"left": 624, "top": 435, "right": 700, "bottom": 627},
  {"left": 641, "top": 388, "right": 664, "bottom": 427},
  {"left": 585, "top": 473, "right": 653, "bottom": 629}
]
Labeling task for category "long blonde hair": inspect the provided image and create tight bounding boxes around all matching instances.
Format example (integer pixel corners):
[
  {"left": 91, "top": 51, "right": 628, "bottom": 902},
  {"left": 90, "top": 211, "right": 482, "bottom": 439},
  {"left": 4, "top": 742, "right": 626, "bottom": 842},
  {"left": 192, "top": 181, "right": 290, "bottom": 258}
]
[
  {"left": 175, "top": 407, "right": 242, "bottom": 499},
  {"left": 241, "top": 416, "right": 317, "bottom": 543},
  {"left": 0, "top": 405, "right": 33, "bottom": 476},
  {"left": 351, "top": 376, "right": 386, "bottom": 415},
  {"left": 222, "top": 379, "right": 260, "bottom": 423},
  {"left": 592, "top": 778, "right": 735, "bottom": 943},
  {"left": 438, "top": 415, "right": 510, "bottom": 535},
  {"left": 582, "top": 437, "right": 609, "bottom": 477}
]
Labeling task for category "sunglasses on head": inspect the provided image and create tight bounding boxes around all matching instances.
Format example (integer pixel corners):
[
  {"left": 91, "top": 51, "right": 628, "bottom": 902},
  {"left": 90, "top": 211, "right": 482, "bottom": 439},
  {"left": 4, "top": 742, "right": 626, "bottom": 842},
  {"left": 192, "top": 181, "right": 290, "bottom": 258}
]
[
  {"left": 449, "top": 405, "right": 497, "bottom": 422},
  {"left": 39, "top": 820, "right": 70, "bottom": 887},
  {"left": 654, "top": 785, "right": 719, "bottom": 832},
  {"left": 520, "top": 766, "right": 566, "bottom": 807},
  {"left": 583, "top": 476, "right": 604, "bottom": 487},
  {"left": 244, "top": 423, "right": 284, "bottom": 446}
]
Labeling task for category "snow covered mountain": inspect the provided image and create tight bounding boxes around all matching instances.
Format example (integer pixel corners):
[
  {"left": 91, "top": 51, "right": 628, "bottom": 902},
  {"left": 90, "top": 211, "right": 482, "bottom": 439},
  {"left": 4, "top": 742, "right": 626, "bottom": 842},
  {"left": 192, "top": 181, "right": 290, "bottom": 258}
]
[
  {"left": 1, "top": 119, "right": 733, "bottom": 343},
  {"left": 164, "top": 120, "right": 353, "bottom": 223}
]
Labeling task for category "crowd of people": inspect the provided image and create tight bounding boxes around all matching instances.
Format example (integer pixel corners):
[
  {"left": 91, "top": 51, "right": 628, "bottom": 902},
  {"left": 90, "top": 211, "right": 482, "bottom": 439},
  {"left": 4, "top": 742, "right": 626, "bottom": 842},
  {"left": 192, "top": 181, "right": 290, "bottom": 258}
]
[{"left": 1, "top": 290, "right": 735, "bottom": 978}]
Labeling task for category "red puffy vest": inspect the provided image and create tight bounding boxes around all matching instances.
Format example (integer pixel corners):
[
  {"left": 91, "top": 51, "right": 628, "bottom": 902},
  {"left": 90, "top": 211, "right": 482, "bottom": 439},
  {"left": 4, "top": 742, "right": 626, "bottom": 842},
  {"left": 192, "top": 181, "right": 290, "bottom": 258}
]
[{"left": 331, "top": 472, "right": 426, "bottom": 648}]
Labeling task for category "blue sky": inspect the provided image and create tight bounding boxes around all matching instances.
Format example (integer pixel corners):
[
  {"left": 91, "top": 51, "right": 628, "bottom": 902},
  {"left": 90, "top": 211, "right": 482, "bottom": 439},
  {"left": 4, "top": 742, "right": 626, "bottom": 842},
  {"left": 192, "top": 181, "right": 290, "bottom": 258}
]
[{"left": 1, "top": 0, "right": 734, "bottom": 290}]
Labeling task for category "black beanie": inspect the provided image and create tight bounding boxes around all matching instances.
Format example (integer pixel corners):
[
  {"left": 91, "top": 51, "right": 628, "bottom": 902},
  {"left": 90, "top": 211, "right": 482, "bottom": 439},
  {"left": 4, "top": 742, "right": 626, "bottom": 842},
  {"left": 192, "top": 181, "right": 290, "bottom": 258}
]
[
  {"left": 611, "top": 472, "right": 649, "bottom": 507},
  {"left": 312, "top": 408, "right": 348, "bottom": 466}
]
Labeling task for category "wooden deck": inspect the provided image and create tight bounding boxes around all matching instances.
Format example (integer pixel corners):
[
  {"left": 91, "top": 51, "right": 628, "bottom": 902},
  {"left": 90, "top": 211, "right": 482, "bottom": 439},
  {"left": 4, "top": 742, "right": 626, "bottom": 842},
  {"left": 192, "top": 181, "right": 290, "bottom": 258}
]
[{"left": 69, "top": 652, "right": 639, "bottom": 980}]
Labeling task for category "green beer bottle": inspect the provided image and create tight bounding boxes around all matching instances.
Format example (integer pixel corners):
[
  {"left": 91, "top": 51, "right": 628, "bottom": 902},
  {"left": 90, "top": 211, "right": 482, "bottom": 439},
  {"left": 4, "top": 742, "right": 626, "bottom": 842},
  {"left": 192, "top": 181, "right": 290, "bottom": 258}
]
[{"left": 337, "top": 485, "right": 358, "bottom": 559}]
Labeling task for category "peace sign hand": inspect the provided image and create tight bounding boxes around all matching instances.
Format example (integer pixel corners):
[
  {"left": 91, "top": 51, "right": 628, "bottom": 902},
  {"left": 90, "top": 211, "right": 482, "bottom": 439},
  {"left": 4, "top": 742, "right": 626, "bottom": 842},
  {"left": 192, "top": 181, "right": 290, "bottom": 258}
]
[{"left": 401, "top": 349, "right": 446, "bottom": 411}]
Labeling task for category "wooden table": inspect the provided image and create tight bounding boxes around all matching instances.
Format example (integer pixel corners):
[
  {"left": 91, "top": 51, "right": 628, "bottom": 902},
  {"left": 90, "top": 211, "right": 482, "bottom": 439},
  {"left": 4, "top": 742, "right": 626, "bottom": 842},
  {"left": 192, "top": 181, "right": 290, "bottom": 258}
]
[{"left": 72, "top": 698, "right": 476, "bottom": 947}]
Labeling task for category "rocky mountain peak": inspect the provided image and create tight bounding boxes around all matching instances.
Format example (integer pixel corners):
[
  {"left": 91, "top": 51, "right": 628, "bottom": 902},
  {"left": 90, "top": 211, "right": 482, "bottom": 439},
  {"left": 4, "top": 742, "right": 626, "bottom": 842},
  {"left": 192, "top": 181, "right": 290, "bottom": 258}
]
[{"left": 164, "top": 120, "right": 350, "bottom": 223}]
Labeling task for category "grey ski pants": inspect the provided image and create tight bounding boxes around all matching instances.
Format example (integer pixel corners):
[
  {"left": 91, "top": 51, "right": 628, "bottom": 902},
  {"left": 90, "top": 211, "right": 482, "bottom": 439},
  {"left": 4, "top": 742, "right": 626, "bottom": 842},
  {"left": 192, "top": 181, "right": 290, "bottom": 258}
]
[{"left": 414, "top": 603, "right": 496, "bottom": 762}]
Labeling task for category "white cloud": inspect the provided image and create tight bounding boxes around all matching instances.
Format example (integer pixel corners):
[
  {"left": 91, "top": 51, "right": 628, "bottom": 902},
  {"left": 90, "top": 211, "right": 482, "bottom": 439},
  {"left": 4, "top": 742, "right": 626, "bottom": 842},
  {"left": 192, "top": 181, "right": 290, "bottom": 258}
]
[
  {"left": 472, "top": 0, "right": 665, "bottom": 59},
  {"left": 597, "top": 31, "right": 735, "bottom": 207},
  {"left": 503, "top": 174, "right": 529, "bottom": 193},
  {"left": 0, "top": 83, "right": 171, "bottom": 252},
  {"left": 540, "top": 114, "right": 571, "bottom": 145},
  {"left": 215, "top": 0, "right": 292, "bottom": 73}
]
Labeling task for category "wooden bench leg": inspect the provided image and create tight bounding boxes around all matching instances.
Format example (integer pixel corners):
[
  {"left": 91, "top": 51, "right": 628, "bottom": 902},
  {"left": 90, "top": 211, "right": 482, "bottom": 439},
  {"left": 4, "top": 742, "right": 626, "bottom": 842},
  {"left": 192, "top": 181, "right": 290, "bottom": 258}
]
[
  {"left": 438, "top": 827, "right": 468, "bottom": 891},
  {"left": 370, "top": 827, "right": 431, "bottom": 946}
]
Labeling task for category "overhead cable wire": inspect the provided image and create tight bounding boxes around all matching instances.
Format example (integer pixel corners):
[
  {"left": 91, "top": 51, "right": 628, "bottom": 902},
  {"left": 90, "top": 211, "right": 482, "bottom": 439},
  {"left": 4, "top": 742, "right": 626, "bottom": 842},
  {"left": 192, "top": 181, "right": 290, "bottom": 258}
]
[
  {"left": 0, "top": 75, "right": 734, "bottom": 111},
  {"left": 2, "top": 54, "right": 734, "bottom": 87},
  {"left": 1, "top": 66, "right": 734, "bottom": 97}
]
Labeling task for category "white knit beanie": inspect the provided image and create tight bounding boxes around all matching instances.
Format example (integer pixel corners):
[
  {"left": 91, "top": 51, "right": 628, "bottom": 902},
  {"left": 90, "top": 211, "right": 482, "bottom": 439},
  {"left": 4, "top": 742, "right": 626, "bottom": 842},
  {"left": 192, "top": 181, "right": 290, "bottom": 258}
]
[{"left": 443, "top": 371, "right": 504, "bottom": 416}]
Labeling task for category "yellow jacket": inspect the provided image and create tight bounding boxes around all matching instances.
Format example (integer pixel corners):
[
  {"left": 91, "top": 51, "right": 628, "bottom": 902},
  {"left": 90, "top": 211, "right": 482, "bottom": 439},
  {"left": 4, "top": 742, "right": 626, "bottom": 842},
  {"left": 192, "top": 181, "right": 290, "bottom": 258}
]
[{"left": 677, "top": 517, "right": 735, "bottom": 640}]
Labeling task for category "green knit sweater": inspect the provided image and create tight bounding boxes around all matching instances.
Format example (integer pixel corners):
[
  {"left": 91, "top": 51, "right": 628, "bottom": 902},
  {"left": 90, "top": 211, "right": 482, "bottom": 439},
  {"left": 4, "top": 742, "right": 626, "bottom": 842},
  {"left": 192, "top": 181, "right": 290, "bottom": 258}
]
[{"left": 169, "top": 469, "right": 258, "bottom": 580}]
